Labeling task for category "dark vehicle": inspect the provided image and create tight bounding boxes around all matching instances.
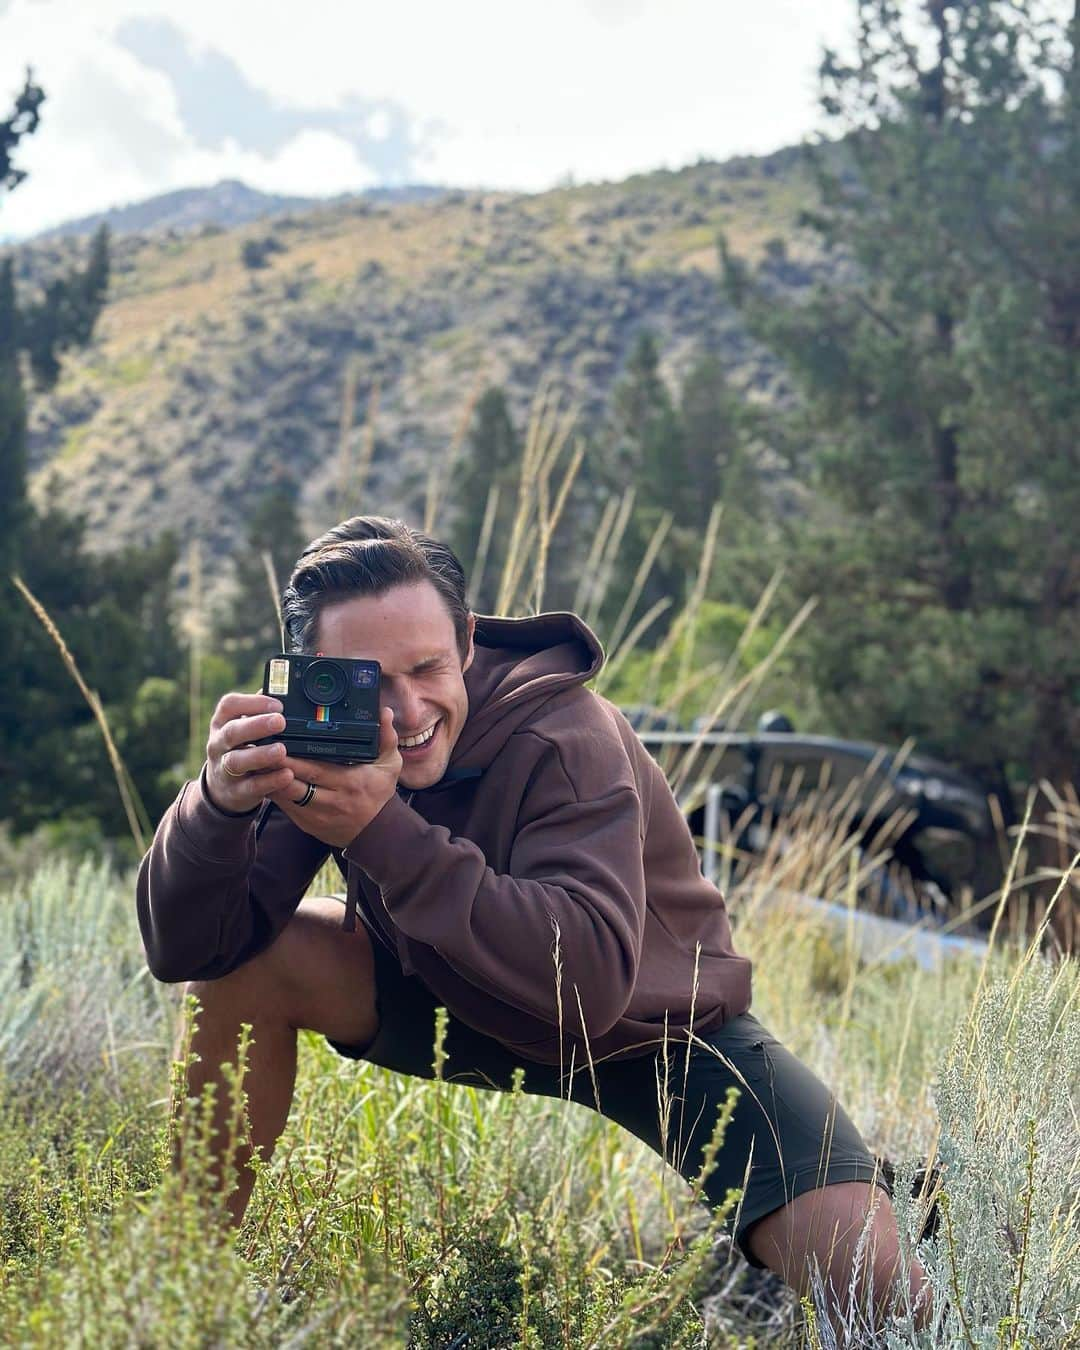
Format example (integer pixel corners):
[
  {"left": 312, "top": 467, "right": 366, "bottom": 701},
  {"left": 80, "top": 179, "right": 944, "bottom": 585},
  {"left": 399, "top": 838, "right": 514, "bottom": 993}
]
[{"left": 629, "top": 710, "right": 1000, "bottom": 928}]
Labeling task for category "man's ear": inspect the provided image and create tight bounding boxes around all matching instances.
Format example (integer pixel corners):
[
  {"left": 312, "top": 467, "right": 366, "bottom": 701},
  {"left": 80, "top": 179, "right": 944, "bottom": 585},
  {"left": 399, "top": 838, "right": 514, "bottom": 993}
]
[{"left": 462, "top": 612, "right": 477, "bottom": 673}]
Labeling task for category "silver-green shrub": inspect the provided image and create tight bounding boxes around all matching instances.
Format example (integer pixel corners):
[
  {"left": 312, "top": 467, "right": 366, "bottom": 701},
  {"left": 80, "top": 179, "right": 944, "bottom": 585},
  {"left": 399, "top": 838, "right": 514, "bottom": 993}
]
[
  {"left": 804, "top": 951, "right": 1080, "bottom": 1350},
  {"left": 0, "top": 855, "right": 171, "bottom": 1086},
  {"left": 917, "top": 955, "right": 1080, "bottom": 1348}
]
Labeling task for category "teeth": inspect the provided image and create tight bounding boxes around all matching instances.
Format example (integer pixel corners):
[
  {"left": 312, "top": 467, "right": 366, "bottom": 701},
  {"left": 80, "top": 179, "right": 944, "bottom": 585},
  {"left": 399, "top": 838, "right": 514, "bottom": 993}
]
[{"left": 400, "top": 721, "right": 438, "bottom": 749}]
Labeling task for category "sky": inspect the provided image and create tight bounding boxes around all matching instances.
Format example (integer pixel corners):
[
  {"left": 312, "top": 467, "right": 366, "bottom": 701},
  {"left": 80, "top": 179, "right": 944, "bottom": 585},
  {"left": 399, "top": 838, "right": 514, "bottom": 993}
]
[{"left": 0, "top": 0, "right": 858, "bottom": 239}]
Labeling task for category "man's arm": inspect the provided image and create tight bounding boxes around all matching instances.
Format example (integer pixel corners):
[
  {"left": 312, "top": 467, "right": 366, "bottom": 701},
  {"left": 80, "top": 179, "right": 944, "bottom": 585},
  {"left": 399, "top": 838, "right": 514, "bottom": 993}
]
[
  {"left": 136, "top": 765, "right": 331, "bottom": 983},
  {"left": 343, "top": 729, "right": 647, "bottom": 1040}
]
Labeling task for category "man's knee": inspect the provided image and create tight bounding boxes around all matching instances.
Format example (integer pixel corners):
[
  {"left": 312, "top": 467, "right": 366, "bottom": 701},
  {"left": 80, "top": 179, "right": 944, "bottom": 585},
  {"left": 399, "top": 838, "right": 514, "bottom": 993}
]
[
  {"left": 184, "top": 896, "right": 378, "bottom": 1044},
  {"left": 745, "top": 1180, "right": 896, "bottom": 1288}
]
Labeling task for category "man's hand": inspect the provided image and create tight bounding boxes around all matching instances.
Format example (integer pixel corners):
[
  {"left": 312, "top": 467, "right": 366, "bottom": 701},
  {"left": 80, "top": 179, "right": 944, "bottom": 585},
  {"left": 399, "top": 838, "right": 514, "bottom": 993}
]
[
  {"left": 269, "top": 707, "right": 402, "bottom": 847},
  {"left": 205, "top": 693, "right": 294, "bottom": 813}
]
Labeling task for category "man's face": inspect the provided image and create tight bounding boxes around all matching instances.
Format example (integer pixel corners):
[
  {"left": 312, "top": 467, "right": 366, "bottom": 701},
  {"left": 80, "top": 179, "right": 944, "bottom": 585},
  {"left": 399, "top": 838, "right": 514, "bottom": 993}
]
[{"left": 315, "top": 580, "right": 475, "bottom": 790}]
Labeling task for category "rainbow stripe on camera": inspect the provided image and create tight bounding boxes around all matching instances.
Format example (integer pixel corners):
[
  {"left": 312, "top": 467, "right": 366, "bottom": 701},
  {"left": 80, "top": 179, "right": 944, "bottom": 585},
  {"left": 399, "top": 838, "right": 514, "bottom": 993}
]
[{"left": 314, "top": 705, "right": 331, "bottom": 723}]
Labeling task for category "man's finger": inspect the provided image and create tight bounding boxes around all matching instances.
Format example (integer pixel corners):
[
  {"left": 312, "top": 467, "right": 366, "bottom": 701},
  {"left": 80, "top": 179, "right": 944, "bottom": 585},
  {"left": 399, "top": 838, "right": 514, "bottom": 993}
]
[
  {"left": 281, "top": 755, "right": 344, "bottom": 785},
  {"left": 207, "top": 765, "right": 294, "bottom": 814},
  {"left": 210, "top": 693, "right": 283, "bottom": 732},
  {"left": 268, "top": 783, "right": 328, "bottom": 817},
  {"left": 219, "top": 742, "right": 288, "bottom": 777},
  {"left": 292, "top": 778, "right": 328, "bottom": 807},
  {"left": 218, "top": 711, "right": 286, "bottom": 752},
  {"left": 244, "top": 767, "right": 295, "bottom": 798},
  {"left": 378, "top": 706, "right": 398, "bottom": 755}
]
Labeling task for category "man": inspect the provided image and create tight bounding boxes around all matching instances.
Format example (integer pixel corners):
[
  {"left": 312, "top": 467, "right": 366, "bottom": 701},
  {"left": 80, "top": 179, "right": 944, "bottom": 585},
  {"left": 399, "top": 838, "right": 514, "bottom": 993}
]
[{"left": 137, "top": 515, "right": 931, "bottom": 1334}]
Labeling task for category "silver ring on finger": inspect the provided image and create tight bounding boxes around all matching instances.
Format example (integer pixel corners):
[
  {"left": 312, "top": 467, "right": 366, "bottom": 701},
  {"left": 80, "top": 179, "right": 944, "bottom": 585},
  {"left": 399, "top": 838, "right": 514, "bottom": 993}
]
[
  {"left": 222, "top": 753, "right": 246, "bottom": 779},
  {"left": 296, "top": 781, "right": 317, "bottom": 807}
]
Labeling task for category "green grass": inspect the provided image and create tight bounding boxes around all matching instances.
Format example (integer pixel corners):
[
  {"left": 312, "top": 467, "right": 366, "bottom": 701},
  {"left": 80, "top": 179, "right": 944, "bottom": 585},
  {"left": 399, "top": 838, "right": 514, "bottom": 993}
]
[{"left": 0, "top": 847, "right": 1076, "bottom": 1347}]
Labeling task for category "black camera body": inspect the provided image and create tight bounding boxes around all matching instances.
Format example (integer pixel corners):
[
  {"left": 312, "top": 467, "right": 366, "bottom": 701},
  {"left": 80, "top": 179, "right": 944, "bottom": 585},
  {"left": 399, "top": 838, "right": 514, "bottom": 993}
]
[{"left": 256, "top": 654, "right": 381, "bottom": 764}]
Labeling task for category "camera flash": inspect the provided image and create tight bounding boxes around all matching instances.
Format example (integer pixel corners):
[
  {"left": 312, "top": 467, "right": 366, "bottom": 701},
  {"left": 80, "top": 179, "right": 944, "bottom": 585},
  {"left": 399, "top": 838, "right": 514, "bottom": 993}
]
[{"left": 268, "top": 659, "right": 290, "bottom": 696}]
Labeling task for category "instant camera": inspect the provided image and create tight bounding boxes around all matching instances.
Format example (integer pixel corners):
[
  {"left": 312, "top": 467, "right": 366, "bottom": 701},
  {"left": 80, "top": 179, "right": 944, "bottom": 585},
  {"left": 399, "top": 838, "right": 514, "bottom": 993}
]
[{"left": 256, "top": 654, "right": 381, "bottom": 763}]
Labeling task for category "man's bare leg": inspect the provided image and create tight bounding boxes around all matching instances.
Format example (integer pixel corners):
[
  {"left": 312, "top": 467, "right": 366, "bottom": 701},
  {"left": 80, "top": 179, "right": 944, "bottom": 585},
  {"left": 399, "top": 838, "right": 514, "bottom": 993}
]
[
  {"left": 746, "top": 1180, "right": 933, "bottom": 1341},
  {"left": 176, "top": 896, "right": 379, "bottom": 1226}
]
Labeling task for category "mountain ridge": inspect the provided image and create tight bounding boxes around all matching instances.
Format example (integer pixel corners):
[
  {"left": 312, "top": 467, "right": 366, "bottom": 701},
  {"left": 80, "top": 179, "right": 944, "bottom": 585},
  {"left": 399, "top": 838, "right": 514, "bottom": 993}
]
[
  {"left": 31, "top": 179, "right": 449, "bottom": 241},
  {"left": 11, "top": 144, "right": 817, "bottom": 596}
]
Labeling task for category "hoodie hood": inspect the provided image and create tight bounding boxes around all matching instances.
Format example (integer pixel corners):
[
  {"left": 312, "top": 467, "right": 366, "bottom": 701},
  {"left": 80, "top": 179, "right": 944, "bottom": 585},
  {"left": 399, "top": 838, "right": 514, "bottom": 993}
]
[{"left": 447, "top": 612, "right": 604, "bottom": 773}]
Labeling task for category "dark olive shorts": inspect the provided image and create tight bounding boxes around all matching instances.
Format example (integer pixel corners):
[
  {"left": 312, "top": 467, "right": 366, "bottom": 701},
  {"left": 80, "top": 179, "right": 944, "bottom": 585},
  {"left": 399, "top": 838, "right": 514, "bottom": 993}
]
[{"left": 328, "top": 930, "right": 888, "bottom": 1268}]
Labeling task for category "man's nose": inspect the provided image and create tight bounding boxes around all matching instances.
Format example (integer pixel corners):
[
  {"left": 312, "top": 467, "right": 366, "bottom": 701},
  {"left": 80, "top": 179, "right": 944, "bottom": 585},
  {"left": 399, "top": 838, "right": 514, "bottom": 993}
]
[{"left": 386, "top": 681, "right": 424, "bottom": 731}]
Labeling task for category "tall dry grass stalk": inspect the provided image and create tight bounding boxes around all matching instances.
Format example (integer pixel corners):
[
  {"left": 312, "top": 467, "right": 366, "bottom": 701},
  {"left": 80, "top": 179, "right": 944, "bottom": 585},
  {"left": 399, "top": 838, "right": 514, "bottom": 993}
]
[
  {"left": 588, "top": 501, "right": 819, "bottom": 810},
  {"left": 468, "top": 481, "right": 500, "bottom": 607},
  {"left": 709, "top": 759, "right": 907, "bottom": 919},
  {"left": 260, "top": 549, "right": 284, "bottom": 652},
  {"left": 337, "top": 364, "right": 386, "bottom": 521},
  {"left": 944, "top": 791, "right": 1080, "bottom": 1078},
  {"left": 353, "top": 379, "right": 381, "bottom": 517},
  {"left": 572, "top": 492, "right": 621, "bottom": 618},
  {"left": 643, "top": 591, "right": 817, "bottom": 809},
  {"left": 578, "top": 487, "right": 637, "bottom": 632},
  {"left": 423, "top": 374, "right": 485, "bottom": 536},
  {"left": 493, "top": 383, "right": 585, "bottom": 615},
  {"left": 601, "top": 509, "right": 673, "bottom": 666},
  {"left": 960, "top": 791, "right": 1039, "bottom": 1047},
  {"left": 591, "top": 500, "right": 724, "bottom": 715},
  {"left": 12, "top": 575, "right": 148, "bottom": 854},
  {"left": 1008, "top": 779, "right": 1080, "bottom": 953},
  {"left": 673, "top": 502, "right": 724, "bottom": 700},
  {"left": 334, "top": 358, "right": 359, "bottom": 515}
]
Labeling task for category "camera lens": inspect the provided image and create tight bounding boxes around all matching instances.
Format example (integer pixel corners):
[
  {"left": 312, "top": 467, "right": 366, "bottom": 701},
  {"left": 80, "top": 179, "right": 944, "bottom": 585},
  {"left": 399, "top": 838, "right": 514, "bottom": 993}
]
[{"left": 301, "top": 659, "right": 348, "bottom": 707}]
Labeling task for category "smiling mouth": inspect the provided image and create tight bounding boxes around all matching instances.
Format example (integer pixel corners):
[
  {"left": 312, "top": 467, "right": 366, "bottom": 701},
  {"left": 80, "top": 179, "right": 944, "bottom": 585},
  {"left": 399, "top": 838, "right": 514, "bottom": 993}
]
[{"left": 399, "top": 720, "right": 440, "bottom": 750}]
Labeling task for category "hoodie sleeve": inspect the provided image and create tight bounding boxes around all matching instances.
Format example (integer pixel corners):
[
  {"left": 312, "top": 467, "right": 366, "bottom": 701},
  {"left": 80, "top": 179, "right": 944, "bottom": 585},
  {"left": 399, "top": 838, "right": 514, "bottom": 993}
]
[
  {"left": 342, "top": 730, "right": 647, "bottom": 1039},
  {"left": 136, "top": 765, "right": 332, "bottom": 983}
]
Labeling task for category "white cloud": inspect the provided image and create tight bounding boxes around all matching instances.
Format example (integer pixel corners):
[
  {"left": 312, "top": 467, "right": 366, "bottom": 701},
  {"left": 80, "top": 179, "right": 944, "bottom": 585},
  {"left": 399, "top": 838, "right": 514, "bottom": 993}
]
[
  {"left": 0, "top": 7, "right": 189, "bottom": 235},
  {"left": 192, "top": 129, "right": 379, "bottom": 198},
  {"left": 0, "top": 5, "right": 385, "bottom": 233},
  {"left": 366, "top": 107, "right": 392, "bottom": 144},
  {"left": 0, "top": 0, "right": 858, "bottom": 237}
]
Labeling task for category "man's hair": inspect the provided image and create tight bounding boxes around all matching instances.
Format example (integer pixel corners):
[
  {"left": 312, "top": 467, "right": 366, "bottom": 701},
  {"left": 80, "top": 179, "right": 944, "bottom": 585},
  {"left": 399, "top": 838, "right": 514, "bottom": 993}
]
[{"left": 281, "top": 515, "right": 472, "bottom": 657}]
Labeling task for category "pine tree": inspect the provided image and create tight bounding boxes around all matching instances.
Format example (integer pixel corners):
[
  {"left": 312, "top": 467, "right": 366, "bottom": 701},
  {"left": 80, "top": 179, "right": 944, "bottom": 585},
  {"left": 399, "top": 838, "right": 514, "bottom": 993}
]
[
  {"left": 722, "top": 0, "right": 1079, "bottom": 937},
  {"left": 7, "top": 507, "right": 187, "bottom": 838},
  {"left": 597, "top": 333, "right": 697, "bottom": 630},
  {"left": 0, "top": 258, "right": 26, "bottom": 572},
  {"left": 220, "top": 477, "right": 307, "bottom": 683},
  {"left": 1, "top": 70, "right": 182, "bottom": 841},
  {"left": 678, "top": 350, "right": 760, "bottom": 529},
  {"left": 613, "top": 332, "right": 688, "bottom": 520},
  {"left": 22, "top": 225, "right": 110, "bottom": 386},
  {"left": 0, "top": 69, "right": 43, "bottom": 193},
  {"left": 0, "top": 76, "right": 34, "bottom": 578},
  {"left": 1, "top": 68, "right": 111, "bottom": 566},
  {"left": 450, "top": 386, "right": 520, "bottom": 612},
  {"left": 74, "top": 224, "right": 110, "bottom": 343},
  {"left": 3, "top": 72, "right": 109, "bottom": 389}
]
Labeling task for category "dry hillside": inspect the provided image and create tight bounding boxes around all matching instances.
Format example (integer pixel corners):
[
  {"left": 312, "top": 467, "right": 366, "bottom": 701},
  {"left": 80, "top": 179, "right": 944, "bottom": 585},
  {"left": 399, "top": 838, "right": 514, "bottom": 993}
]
[{"left": 12, "top": 146, "right": 818, "bottom": 583}]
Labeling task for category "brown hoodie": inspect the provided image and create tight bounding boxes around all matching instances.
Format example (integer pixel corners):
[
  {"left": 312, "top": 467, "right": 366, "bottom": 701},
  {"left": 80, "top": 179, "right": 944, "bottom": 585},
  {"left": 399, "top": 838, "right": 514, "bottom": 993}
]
[{"left": 136, "top": 613, "right": 752, "bottom": 1064}]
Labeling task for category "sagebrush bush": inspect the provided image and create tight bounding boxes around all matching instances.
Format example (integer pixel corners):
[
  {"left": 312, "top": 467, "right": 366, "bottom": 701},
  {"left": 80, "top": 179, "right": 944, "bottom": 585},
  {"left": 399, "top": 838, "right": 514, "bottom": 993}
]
[
  {"left": 911, "top": 957, "right": 1080, "bottom": 1348},
  {"left": 0, "top": 856, "right": 170, "bottom": 1089}
]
